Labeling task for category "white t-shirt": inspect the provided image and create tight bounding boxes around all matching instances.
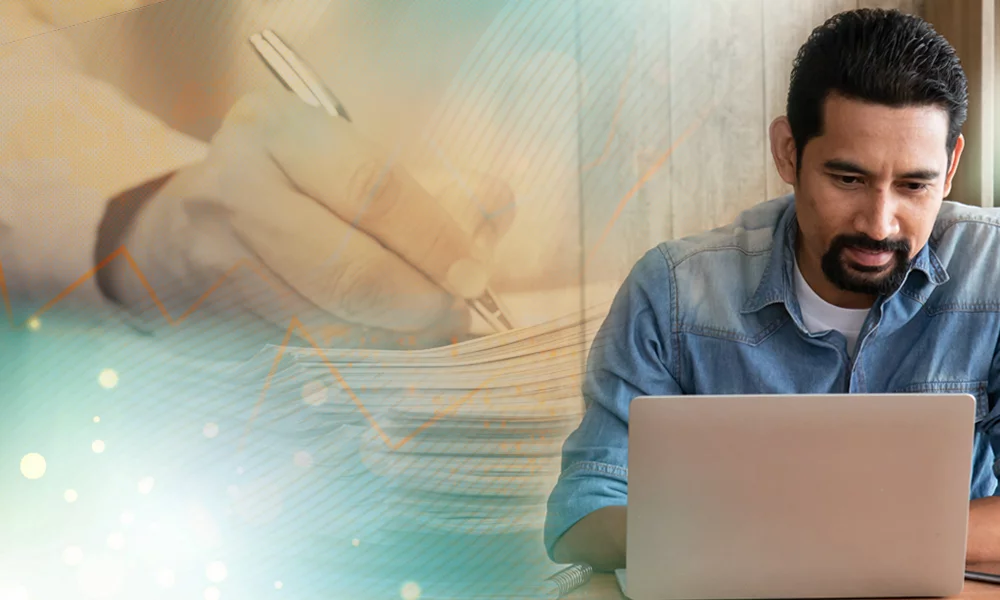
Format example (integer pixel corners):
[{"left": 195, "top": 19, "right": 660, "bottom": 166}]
[{"left": 793, "top": 258, "right": 870, "bottom": 357}]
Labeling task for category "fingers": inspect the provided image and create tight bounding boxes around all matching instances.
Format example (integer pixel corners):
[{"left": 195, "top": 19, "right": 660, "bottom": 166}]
[
  {"left": 213, "top": 123, "right": 456, "bottom": 332},
  {"left": 412, "top": 169, "right": 517, "bottom": 261},
  {"left": 234, "top": 90, "right": 495, "bottom": 300}
]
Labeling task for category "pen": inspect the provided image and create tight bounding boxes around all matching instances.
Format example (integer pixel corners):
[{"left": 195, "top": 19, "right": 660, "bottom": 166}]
[
  {"left": 965, "top": 570, "right": 1000, "bottom": 585},
  {"left": 248, "top": 29, "right": 515, "bottom": 332}
]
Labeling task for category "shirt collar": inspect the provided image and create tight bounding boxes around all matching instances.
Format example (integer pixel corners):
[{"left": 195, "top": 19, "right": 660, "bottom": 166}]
[{"left": 741, "top": 199, "right": 949, "bottom": 315}]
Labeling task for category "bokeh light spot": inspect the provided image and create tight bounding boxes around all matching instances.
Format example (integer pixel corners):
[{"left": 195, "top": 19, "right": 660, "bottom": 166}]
[
  {"left": 302, "top": 381, "right": 328, "bottom": 406},
  {"left": 205, "top": 561, "right": 227, "bottom": 583},
  {"left": 401, "top": 581, "right": 421, "bottom": 600},
  {"left": 63, "top": 546, "right": 84, "bottom": 567},
  {"left": 98, "top": 369, "right": 119, "bottom": 389},
  {"left": 20, "top": 453, "right": 46, "bottom": 480},
  {"left": 293, "top": 451, "right": 312, "bottom": 468},
  {"left": 137, "top": 477, "right": 155, "bottom": 495},
  {"left": 106, "top": 533, "right": 125, "bottom": 551},
  {"left": 156, "top": 569, "right": 175, "bottom": 589}
]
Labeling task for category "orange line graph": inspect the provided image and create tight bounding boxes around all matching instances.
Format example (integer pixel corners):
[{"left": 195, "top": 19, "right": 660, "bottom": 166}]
[
  {"left": 581, "top": 43, "right": 638, "bottom": 174},
  {"left": 0, "top": 245, "right": 289, "bottom": 329},
  {"left": 243, "top": 316, "right": 494, "bottom": 452},
  {"left": 585, "top": 101, "right": 717, "bottom": 267},
  {"left": 0, "top": 245, "right": 492, "bottom": 452},
  {"left": 0, "top": 254, "right": 12, "bottom": 327}
]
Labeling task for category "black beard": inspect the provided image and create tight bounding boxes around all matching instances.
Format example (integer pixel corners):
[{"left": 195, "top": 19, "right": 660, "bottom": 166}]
[{"left": 820, "top": 233, "right": 912, "bottom": 296}]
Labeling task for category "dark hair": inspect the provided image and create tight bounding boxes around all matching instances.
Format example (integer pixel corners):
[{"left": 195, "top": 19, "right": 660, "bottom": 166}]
[{"left": 786, "top": 8, "right": 968, "bottom": 172}]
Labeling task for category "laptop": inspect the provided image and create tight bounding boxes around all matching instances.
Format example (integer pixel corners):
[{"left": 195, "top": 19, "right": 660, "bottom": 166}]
[{"left": 621, "top": 393, "right": 976, "bottom": 600}]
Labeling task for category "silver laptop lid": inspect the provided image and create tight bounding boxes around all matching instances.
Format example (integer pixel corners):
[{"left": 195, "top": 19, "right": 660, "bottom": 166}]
[{"left": 626, "top": 393, "right": 976, "bottom": 600}]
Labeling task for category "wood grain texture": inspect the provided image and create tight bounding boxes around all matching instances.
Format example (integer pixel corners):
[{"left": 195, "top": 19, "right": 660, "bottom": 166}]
[
  {"left": 668, "top": 0, "right": 767, "bottom": 241},
  {"left": 577, "top": 0, "right": 657, "bottom": 287},
  {"left": 634, "top": 0, "right": 674, "bottom": 257},
  {"left": 858, "top": 0, "right": 926, "bottom": 14},
  {"left": 761, "top": 0, "right": 857, "bottom": 201},
  {"left": 923, "top": 0, "right": 995, "bottom": 207}
]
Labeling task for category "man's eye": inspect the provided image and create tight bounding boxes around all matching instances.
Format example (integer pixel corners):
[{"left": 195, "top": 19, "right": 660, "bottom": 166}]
[
  {"left": 836, "top": 175, "right": 862, "bottom": 185},
  {"left": 901, "top": 182, "right": 929, "bottom": 192}
]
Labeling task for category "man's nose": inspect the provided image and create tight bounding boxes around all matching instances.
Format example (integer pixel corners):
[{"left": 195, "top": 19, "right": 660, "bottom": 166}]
[{"left": 854, "top": 189, "right": 900, "bottom": 242}]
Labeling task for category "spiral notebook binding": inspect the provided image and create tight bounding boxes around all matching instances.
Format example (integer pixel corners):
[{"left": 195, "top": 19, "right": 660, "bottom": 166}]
[{"left": 546, "top": 563, "right": 593, "bottom": 597}]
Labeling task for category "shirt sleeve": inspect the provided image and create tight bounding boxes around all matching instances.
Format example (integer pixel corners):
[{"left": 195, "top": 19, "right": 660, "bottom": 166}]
[
  {"left": 0, "top": 3, "right": 208, "bottom": 312},
  {"left": 544, "top": 246, "right": 684, "bottom": 560},
  {"left": 981, "top": 333, "right": 1000, "bottom": 497}
]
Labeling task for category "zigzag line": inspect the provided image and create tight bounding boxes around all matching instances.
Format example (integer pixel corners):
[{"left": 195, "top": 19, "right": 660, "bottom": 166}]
[{"left": 0, "top": 246, "right": 491, "bottom": 452}]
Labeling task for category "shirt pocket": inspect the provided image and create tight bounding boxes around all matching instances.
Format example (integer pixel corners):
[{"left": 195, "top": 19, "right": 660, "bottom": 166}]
[{"left": 893, "top": 380, "right": 989, "bottom": 422}]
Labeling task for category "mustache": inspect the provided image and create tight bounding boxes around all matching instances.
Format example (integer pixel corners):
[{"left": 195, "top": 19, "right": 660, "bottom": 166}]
[{"left": 831, "top": 234, "right": 910, "bottom": 254}]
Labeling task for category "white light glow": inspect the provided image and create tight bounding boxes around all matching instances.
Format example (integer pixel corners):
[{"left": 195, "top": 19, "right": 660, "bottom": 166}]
[
  {"left": 203, "top": 423, "right": 219, "bottom": 439},
  {"left": 137, "top": 477, "right": 155, "bottom": 495},
  {"left": 156, "top": 569, "right": 176, "bottom": 589},
  {"left": 401, "top": 581, "right": 421, "bottom": 600},
  {"left": 0, "top": 581, "right": 28, "bottom": 600},
  {"left": 205, "top": 561, "right": 227, "bottom": 583},
  {"left": 64, "top": 489, "right": 78, "bottom": 503},
  {"left": 98, "top": 369, "right": 119, "bottom": 389},
  {"left": 292, "top": 451, "right": 312, "bottom": 468},
  {"left": 302, "top": 381, "right": 328, "bottom": 406},
  {"left": 106, "top": 533, "right": 125, "bottom": 551},
  {"left": 19, "top": 453, "right": 46, "bottom": 480},
  {"left": 204, "top": 586, "right": 221, "bottom": 600},
  {"left": 92, "top": 440, "right": 105, "bottom": 454},
  {"left": 63, "top": 546, "right": 84, "bottom": 567},
  {"left": 77, "top": 556, "right": 125, "bottom": 599}
]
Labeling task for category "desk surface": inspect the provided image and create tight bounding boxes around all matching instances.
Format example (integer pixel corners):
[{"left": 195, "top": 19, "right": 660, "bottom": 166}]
[{"left": 568, "top": 569, "right": 1000, "bottom": 599}]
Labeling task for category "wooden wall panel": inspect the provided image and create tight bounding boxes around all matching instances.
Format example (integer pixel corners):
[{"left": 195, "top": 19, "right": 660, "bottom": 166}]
[
  {"left": 857, "top": 0, "right": 925, "bottom": 13},
  {"left": 667, "top": 0, "right": 767, "bottom": 241},
  {"left": 761, "top": 0, "right": 857, "bottom": 201},
  {"left": 923, "top": 0, "right": 995, "bottom": 208}
]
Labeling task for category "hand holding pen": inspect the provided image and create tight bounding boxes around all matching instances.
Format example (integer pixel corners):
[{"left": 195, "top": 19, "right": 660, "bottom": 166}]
[
  {"left": 246, "top": 29, "right": 517, "bottom": 333},
  {"left": 107, "top": 30, "right": 516, "bottom": 345}
]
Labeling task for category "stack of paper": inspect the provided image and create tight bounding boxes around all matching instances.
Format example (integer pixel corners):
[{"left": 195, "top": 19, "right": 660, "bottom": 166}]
[{"left": 230, "top": 302, "right": 612, "bottom": 596}]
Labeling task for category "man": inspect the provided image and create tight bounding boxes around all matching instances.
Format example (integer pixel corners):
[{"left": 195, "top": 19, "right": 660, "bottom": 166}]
[{"left": 545, "top": 8, "right": 1000, "bottom": 571}]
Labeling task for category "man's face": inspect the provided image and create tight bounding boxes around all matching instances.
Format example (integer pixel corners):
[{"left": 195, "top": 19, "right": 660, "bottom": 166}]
[{"left": 791, "top": 94, "right": 958, "bottom": 298}]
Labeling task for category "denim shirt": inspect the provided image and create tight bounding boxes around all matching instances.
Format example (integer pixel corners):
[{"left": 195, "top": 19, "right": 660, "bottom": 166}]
[{"left": 544, "top": 195, "right": 1000, "bottom": 559}]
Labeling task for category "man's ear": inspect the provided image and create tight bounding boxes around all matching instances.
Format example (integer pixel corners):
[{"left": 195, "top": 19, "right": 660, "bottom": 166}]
[
  {"left": 942, "top": 133, "right": 965, "bottom": 199},
  {"left": 769, "top": 116, "right": 798, "bottom": 185}
]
